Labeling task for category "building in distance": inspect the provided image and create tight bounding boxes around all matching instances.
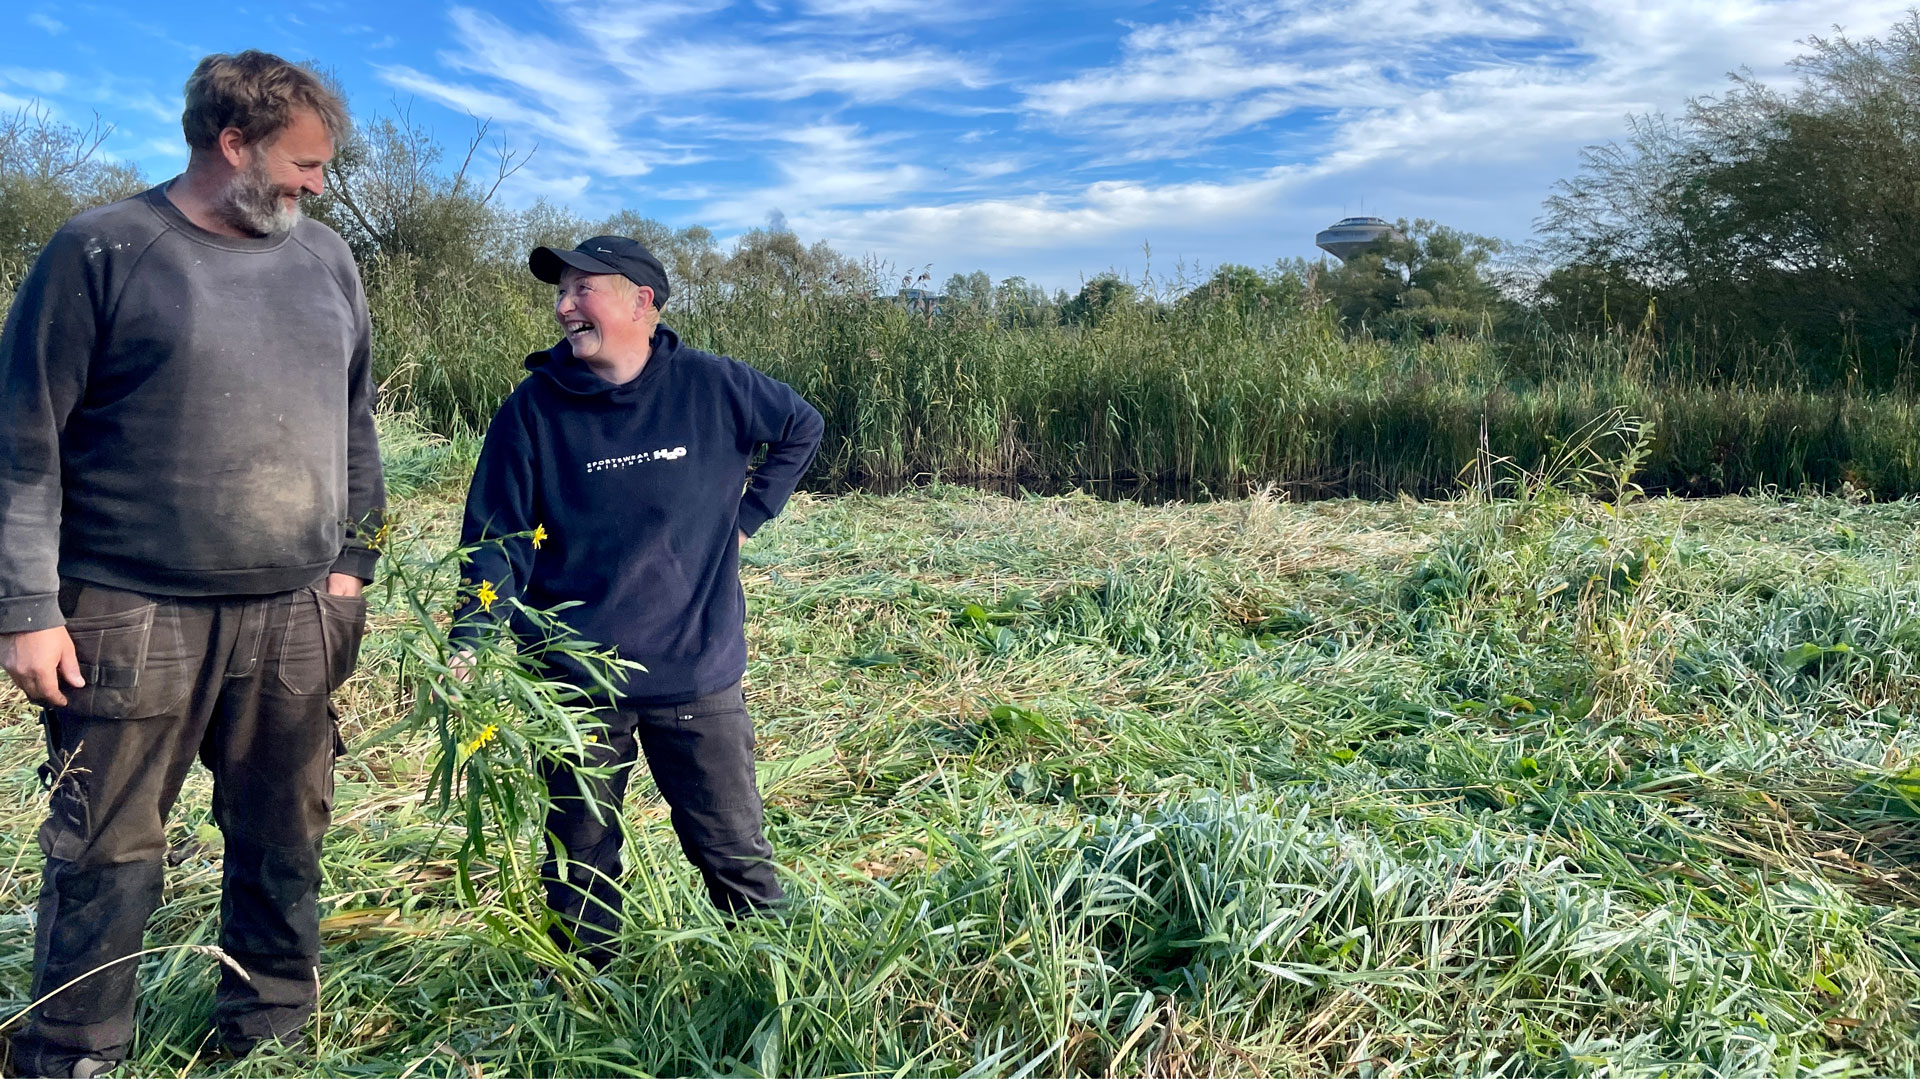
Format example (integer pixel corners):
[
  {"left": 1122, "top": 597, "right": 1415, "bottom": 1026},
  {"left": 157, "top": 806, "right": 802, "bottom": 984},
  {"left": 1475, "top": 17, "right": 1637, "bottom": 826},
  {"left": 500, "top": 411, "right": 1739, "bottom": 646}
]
[{"left": 1315, "top": 216, "right": 1403, "bottom": 262}]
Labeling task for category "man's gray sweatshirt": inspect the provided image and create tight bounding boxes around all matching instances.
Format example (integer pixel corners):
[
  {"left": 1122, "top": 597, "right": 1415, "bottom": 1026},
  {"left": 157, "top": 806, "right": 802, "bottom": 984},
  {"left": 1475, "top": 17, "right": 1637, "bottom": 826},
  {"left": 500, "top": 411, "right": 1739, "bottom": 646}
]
[{"left": 0, "top": 184, "right": 386, "bottom": 634}]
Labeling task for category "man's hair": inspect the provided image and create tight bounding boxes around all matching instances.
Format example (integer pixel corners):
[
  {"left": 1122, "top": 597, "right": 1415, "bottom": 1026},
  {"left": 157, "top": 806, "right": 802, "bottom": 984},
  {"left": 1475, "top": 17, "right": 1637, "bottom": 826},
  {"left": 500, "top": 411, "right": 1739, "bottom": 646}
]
[{"left": 181, "top": 51, "right": 349, "bottom": 152}]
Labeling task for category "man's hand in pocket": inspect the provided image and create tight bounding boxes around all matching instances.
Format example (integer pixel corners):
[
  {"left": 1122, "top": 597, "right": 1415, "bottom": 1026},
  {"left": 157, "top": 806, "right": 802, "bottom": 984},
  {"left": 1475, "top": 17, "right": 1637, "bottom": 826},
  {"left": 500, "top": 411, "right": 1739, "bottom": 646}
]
[{"left": 2, "top": 627, "right": 83, "bottom": 707}]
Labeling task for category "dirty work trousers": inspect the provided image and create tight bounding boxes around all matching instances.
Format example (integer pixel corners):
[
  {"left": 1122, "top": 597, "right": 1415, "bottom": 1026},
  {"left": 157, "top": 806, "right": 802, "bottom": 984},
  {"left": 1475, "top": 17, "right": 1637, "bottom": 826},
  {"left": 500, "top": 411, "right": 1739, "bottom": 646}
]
[
  {"left": 543, "top": 681, "right": 783, "bottom": 965},
  {"left": 13, "top": 579, "right": 366, "bottom": 1076}
]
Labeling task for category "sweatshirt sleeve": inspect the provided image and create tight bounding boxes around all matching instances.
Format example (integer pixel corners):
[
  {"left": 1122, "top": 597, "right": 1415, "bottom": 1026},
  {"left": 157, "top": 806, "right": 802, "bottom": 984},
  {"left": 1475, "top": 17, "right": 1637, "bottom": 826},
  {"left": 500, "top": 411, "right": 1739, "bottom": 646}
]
[
  {"left": 451, "top": 399, "right": 539, "bottom": 645},
  {"left": 0, "top": 231, "right": 100, "bottom": 633},
  {"left": 330, "top": 264, "right": 387, "bottom": 582},
  {"left": 735, "top": 365, "right": 825, "bottom": 537}
]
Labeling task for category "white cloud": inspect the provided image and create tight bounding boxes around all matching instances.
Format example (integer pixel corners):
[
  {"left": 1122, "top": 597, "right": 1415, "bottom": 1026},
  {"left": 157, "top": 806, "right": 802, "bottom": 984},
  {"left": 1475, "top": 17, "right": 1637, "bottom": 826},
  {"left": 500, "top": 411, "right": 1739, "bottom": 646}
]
[
  {"left": 26, "top": 13, "right": 65, "bottom": 34},
  {"left": 742, "top": 0, "right": 1915, "bottom": 284},
  {"left": 0, "top": 68, "right": 177, "bottom": 126},
  {"left": 789, "top": 0, "right": 1005, "bottom": 27},
  {"left": 375, "top": 63, "right": 660, "bottom": 177},
  {"left": 494, "top": 167, "right": 597, "bottom": 207},
  {"left": 796, "top": 172, "right": 1300, "bottom": 253},
  {"left": 358, "top": 0, "right": 1919, "bottom": 287},
  {"left": 372, "top": 0, "right": 990, "bottom": 202},
  {"left": 1020, "top": 0, "right": 1918, "bottom": 170},
  {"left": 0, "top": 67, "right": 71, "bottom": 95},
  {"left": 960, "top": 156, "right": 1028, "bottom": 179},
  {"left": 697, "top": 123, "right": 939, "bottom": 226},
  {"left": 411, "top": 0, "right": 985, "bottom": 106},
  {"left": 130, "top": 136, "right": 188, "bottom": 165}
]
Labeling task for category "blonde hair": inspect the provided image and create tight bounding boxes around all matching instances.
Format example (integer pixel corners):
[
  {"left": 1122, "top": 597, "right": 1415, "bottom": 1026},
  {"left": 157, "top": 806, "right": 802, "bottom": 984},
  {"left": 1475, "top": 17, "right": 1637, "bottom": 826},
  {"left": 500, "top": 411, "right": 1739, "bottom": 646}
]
[
  {"left": 560, "top": 267, "right": 660, "bottom": 313},
  {"left": 182, "top": 51, "right": 349, "bottom": 151}
]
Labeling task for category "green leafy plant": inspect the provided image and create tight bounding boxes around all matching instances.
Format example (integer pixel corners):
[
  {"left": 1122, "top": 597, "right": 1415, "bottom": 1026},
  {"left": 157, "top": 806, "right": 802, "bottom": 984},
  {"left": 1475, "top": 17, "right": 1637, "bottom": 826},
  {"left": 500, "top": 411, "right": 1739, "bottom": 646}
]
[{"left": 370, "top": 519, "right": 639, "bottom": 908}]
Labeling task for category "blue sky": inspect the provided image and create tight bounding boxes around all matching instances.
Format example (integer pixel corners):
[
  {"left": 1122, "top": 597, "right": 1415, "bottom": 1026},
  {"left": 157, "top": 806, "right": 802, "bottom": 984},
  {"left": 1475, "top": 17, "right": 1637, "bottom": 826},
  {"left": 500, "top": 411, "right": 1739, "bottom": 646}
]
[{"left": 3, "top": 0, "right": 1913, "bottom": 288}]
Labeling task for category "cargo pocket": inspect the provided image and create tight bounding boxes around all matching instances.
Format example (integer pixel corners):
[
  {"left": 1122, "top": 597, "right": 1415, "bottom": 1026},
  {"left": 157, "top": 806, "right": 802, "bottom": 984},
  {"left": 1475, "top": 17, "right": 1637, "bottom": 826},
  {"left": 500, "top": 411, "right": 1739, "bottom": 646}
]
[
  {"left": 59, "top": 600, "right": 189, "bottom": 720},
  {"left": 37, "top": 711, "right": 90, "bottom": 860},
  {"left": 277, "top": 588, "right": 370, "bottom": 695}
]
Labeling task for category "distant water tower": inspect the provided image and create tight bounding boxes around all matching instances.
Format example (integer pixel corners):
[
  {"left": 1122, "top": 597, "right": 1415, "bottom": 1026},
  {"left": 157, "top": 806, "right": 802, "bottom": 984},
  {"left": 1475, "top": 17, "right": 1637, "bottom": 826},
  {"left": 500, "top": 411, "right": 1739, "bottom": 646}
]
[{"left": 1315, "top": 216, "right": 1402, "bottom": 261}]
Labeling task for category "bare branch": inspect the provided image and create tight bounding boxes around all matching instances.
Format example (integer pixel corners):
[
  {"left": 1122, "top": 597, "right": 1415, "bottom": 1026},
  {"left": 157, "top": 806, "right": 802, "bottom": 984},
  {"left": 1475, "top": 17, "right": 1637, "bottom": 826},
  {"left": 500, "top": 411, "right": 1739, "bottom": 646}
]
[
  {"left": 324, "top": 171, "right": 387, "bottom": 254},
  {"left": 449, "top": 115, "right": 489, "bottom": 199},
  {"left": 479, "top": 134, "right": 534, "bottom": 207},
  {"left": 448, "top": 114, "right": 534, "bottom": 207}
]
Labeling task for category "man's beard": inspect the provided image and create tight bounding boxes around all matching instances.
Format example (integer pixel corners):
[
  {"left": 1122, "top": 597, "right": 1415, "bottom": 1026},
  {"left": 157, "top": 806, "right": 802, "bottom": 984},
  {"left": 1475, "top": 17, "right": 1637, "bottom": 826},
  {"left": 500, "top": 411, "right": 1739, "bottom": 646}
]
[{"left": 216, "top": 155, "right": 300, "bottom": 236}]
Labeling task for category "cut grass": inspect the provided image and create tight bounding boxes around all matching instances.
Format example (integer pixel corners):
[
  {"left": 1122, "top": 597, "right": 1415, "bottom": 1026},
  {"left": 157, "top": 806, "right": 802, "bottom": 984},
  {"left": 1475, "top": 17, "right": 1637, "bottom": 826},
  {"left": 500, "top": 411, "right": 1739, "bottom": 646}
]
[{"left": 4, "top": 447, "right": 1920, "bottom": 1076}]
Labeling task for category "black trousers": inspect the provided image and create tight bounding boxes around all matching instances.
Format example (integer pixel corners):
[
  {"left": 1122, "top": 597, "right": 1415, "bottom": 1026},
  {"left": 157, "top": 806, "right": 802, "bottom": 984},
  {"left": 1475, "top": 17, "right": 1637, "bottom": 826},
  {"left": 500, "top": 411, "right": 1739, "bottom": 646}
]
[
  {"left": 542, "top": 682, "right": 782, "bottom": 964},
  {"left": 13, "top": 580, "right": 364, "bottom": 1077}
]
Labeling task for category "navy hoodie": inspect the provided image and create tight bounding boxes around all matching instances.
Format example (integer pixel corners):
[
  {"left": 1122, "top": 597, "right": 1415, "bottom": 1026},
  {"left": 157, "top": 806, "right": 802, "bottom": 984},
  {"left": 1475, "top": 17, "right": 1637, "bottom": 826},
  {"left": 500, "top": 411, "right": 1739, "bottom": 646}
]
[{"left": 452, "top": 324, "right": 824, "bottom": 705}]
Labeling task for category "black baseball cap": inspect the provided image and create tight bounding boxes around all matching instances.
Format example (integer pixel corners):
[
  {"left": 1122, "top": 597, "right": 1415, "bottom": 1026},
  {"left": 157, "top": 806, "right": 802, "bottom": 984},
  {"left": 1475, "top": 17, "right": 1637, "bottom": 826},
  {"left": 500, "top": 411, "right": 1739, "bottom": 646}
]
[{"left": 529, "top": 235, "right": 671, "bottom": 307}]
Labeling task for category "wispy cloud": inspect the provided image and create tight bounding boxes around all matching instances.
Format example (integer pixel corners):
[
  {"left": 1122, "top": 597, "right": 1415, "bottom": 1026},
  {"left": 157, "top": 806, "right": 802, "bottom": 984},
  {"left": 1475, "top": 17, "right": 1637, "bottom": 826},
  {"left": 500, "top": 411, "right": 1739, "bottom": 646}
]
[
  {"left": 794, "top": 171, "right": 1303, "bottom": 254},
  {"left": 13, "top": 0, "right": 1906, "bottom": 290},
  {"left": 339, "top": 0, "right": 1917, "bottom": 285},
  {"left": 697, "top": 123, "right": 939, "bottom": 226},
  {"left": 1019, "top": 0, "right": 1917, "bottom": 171},
  {"left": 369, "top": 0, "right": 993, "bottom": 201},
  {"left": 410, "top": 1, "right": 986, "bottom": 104},
  {"left": 0, "top": 66, "right": 70, "bottom": 94},
  {"left": 0, "top": 66, "right": 177, "bottom": 126},
  {"left": 787, "top": 0, "right": 1006, "bottom": 28}
]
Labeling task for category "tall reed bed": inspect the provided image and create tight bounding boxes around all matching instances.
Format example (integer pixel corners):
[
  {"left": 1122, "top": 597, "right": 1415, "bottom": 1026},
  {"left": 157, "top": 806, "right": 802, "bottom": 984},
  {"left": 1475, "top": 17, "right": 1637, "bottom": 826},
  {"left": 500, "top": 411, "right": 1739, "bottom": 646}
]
[{"left": 360, "top": 260, "right": 1920, "bottom": 498}]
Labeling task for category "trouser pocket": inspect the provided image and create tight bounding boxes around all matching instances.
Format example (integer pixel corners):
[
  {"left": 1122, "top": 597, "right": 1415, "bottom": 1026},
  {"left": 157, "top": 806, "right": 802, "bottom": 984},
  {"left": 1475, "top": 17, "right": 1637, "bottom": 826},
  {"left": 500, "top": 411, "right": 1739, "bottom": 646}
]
[
  {"left": 276, "top": 587, "right": 369, "bottom": 695},
  {"left": 54, "top": 581, "right": 189, "bottom": 721}
]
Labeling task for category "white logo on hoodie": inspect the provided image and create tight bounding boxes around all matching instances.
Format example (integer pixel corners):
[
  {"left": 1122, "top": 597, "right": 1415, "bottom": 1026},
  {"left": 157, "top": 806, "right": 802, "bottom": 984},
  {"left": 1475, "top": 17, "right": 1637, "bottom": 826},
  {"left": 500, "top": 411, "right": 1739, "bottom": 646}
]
[{"left": 585, "top": 446, "right": 688, "bottom": 474}]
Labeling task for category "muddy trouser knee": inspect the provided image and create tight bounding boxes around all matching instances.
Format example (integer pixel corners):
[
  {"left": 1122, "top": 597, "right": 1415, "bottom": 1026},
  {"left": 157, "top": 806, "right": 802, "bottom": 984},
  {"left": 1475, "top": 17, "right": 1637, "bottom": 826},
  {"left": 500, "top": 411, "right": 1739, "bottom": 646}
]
[
  {"left": 15, "top": 580, "right": 363, "bottom": 1073},
  {"left": 541, "top": 683, "right": 781, "bottom": 962}
]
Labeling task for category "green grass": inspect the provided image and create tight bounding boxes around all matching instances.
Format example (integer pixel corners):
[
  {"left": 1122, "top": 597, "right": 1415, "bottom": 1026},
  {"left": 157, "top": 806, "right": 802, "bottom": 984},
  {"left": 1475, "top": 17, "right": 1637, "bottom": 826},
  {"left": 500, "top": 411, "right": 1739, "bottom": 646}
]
[{"left": 4, "top": 421, "right": 1920, "bottom": 1076}]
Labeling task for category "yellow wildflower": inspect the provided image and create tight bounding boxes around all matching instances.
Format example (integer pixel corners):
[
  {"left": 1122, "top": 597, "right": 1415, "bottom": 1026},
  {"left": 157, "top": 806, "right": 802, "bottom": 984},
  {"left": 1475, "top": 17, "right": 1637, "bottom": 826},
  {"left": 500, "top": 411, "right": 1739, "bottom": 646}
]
[
  {"left": 460, "top": 723, "right": 499, "bottom": 757},
  {"left": 476, "top": 580, "right": 498, "bottom": 613},
  {"left": 531, "top": 524, "right": 548, "bottom": 550}
]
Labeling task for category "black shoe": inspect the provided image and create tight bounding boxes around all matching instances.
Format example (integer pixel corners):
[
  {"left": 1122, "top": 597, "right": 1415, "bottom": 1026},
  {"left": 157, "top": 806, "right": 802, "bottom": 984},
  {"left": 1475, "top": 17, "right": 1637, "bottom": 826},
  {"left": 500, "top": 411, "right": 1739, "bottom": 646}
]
[
  {"left": 1, "top": 1036, "right": 118, "bottom": 1080},
  {"left": 219, "top": 1027, "right": 311, "bottom": 1062}
]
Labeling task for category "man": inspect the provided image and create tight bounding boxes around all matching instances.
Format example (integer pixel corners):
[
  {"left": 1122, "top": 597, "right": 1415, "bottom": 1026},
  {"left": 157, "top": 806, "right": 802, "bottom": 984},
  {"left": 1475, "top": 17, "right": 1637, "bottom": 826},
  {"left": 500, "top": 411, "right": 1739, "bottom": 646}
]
[
  {"left": 0, "top": 52, "right": 384, "bottom": 1077},
  {"left": 453, "top": 236, "right": 823, "bottom": 965}
]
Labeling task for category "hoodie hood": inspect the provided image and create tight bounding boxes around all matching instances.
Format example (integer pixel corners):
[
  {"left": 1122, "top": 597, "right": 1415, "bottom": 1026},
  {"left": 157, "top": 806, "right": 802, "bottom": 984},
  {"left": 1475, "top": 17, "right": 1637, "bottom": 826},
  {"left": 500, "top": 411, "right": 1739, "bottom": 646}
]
[{"left": 524, "top": 323, "right": 683, "bottom": 399}]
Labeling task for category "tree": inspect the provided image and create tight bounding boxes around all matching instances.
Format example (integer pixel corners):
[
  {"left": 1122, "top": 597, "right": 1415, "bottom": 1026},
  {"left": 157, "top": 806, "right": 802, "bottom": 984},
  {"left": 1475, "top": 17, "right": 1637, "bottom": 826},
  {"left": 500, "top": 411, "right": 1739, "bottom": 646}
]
[
  {"left": 993, "top": 276, "right": 1054, "bottom": 327},
  {"left": 941, "top": 270, "right": 993, "bottom": 313},
  {"left": 0, "top": 105, "right": 145, "bottom": 274},
  {"left": 1177, "top": 264, "right": 1304, "bottom": 316},
  {"left": 497, "top": 198, "right": 589, "bottom": 262},
  {"left": 313, "top": 104, "right": 528, "bottom": 268},
  {"left": 1532, "top": 260, "right": 1657, "bottom": 336},
  {"left": 721, "top": 225, "right": 861, "bottom": 295},
  {"left": 1060, "top": 274, "right": 1136, "bottom": 327},
  {"left": 1540, "top": 12, "right": 1920, "bottom": 379},
  {"left": 1318, "top": 219, "right": 1509, "bottom": 335}
]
